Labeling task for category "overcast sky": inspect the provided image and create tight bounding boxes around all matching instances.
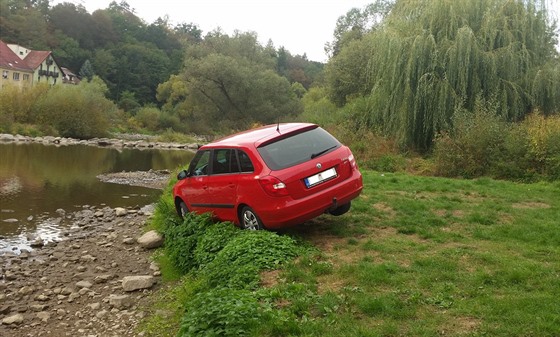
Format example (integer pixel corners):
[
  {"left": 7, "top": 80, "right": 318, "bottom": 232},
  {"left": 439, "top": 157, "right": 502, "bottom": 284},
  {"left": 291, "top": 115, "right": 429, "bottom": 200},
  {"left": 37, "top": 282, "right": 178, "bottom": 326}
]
[{"left": 55, "top": 0, "right": 560, "bottom": 62}]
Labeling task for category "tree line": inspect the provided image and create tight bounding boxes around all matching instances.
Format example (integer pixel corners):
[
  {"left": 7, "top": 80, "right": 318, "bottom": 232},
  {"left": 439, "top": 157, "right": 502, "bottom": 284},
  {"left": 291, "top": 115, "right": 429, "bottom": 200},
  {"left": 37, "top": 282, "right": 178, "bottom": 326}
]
[
  {"left": 0, "top": 0, "right": 321, "bottom": 110},
  {"left": 1, "top": 0, "right": 559, "bottom": 172}
]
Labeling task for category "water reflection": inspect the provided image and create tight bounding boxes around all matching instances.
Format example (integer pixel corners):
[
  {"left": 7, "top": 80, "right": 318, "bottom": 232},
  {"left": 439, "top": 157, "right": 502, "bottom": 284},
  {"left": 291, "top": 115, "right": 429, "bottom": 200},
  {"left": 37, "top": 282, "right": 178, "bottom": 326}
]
[{"left": 0, "top": 142, "right": 193, "bottom": 250}]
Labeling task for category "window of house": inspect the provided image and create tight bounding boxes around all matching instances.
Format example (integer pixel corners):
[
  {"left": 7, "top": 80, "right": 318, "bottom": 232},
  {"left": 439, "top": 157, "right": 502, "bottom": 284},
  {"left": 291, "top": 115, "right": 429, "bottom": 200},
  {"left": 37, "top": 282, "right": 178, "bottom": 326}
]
[
  {"left": 2, "top": 70, "right": 8, "bottom": 79},
  {"left": 23, "top": 74, "right": 30, "bottom": 81},
  {"left": 13, "top": 72, "right": 20, "bottom": 81}
]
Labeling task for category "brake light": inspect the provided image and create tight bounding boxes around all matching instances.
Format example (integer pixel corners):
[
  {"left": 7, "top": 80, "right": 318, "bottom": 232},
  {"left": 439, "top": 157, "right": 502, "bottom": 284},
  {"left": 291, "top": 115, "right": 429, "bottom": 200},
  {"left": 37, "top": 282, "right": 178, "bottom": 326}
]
[
  {"left": 258, "top": 175, "right": 288, "bottom": 197},
  {"left": 348, "top": 153, "right": 359, "bottom": 170}
]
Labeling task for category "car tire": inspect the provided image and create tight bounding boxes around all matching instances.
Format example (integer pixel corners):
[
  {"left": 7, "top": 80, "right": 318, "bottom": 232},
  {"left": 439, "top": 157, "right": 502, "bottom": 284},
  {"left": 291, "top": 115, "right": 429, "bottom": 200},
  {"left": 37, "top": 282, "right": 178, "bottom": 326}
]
[
  {"left": 240, "top": 206, "right": 264, "bottom": 230},
  {"left": 177, "top": 201, "right": 189, "bottom": 218},
  {"left": 329, "top": 202, "right": 351, "bottom": 216}
]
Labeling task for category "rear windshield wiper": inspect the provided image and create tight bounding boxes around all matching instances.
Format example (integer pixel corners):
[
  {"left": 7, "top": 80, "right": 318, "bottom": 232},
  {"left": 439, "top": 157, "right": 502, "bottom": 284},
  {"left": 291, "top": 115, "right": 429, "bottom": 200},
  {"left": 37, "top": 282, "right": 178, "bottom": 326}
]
[{"left": 311, "top": 145, "right": 337, "bottom": 159}]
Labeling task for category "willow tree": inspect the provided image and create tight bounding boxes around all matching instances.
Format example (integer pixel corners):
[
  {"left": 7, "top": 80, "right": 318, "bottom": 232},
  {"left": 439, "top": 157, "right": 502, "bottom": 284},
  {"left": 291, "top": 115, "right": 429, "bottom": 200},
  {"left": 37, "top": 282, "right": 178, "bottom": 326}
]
[{"left": 350, "top": 0, "right": 559, "bottom": 150}]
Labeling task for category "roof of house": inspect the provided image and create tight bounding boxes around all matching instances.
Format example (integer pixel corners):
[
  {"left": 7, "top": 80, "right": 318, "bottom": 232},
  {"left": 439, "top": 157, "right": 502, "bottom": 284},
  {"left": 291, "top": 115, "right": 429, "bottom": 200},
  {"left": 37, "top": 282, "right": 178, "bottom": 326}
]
[
  {"left": 23, "top": 50, "right": 51, "bottom": 69},
  {"left": 0, "top": 40, "right": 33, "bottom": 72}
]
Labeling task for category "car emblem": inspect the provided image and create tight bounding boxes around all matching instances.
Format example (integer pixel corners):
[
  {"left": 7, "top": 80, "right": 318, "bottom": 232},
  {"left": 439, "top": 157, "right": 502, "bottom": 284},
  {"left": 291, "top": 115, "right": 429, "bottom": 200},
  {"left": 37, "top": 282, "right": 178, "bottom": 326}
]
[{"left": 316, "top": 163, "right": 322, "bottom": 169}]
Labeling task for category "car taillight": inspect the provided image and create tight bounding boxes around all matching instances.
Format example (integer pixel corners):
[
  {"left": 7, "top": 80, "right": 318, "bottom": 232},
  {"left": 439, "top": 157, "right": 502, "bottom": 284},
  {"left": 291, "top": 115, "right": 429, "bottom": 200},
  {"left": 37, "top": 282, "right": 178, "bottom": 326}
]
[
  {"left": 348, "top": 153, "right": 359, "bottom": 170},
  {"left": 258, "top": 175, "right": 288, "bottom": 197}
]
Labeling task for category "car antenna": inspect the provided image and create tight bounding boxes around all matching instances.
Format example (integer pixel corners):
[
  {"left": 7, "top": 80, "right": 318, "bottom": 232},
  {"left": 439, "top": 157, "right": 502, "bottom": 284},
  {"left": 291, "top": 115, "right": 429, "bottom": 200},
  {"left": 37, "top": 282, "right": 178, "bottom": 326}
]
[{"left": 276, "top": 118, "right": 280, "bottom": 133}]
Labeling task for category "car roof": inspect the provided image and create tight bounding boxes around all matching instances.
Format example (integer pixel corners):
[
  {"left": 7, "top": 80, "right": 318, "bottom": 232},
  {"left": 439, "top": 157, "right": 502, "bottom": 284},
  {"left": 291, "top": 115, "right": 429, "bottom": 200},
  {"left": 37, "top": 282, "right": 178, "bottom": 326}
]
[{"left": 203, "top": 123, "right": 318, "bottom": 149}]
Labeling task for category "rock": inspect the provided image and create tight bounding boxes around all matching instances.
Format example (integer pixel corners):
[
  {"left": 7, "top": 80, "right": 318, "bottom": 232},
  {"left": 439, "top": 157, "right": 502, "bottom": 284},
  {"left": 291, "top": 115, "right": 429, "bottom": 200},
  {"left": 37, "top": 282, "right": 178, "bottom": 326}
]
[
  {"left": 108, "top": 294, "right": 133, "bottom": 309},
  {"left": 0, "top": 133, "right": 16, "bottom": 142},
  {"left": 94, "top": 274, "right": 113, "bottom": 284},
  {"left": 136, "top": 231, "right": 163, "bottom": 249},
  {"left": 36, "top": 311, "right": 50, "bottom": 322},
  {"left": 76, "top": 281, "right": 93, "bottom": 289},
  {"left": 2, "top": 313, "right": 24, "bottom": 325},
  {"left": 115, "top": 207, "right": 128, "bottom": 216},
  {"left": 88, "top": 303, "right": 101, "bottom": 310},
  {"left": 18, "top": 286, "right": 35, "bottom": 295},
  {"left": 35, "top": 294, "right": 49, "bottom": 301},
  {"left": 0, "top": 305, "right": 11, "bottom": 315},
  {"left": 122, "top": 237, "right": 135, "bottom": 245},
  {"left": 122, "top": 275, "right": 154, "bottom": 292}
]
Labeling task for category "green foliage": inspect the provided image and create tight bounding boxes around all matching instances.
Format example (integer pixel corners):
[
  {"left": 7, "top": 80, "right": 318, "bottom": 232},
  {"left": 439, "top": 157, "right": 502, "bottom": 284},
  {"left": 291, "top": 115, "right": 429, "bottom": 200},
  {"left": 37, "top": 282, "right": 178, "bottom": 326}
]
[
  {"left": 178, "top": 288, "right": 265, "bottom": 337},
  {"left": 134, "top": 106, "right": 162, "bottom": 131},
  {"left": 0, "top": 78, "right": 115, "bottom": 138},
  {"left": 0, "top": 83, "right": 49, "bottom": 132},
  {"left": 330, "top": 0, "right": 560, "bottom": 150},
  {"left": 79, "top": 59, "right": 94, "bottom": 81},
  {"left": 433, "top": 109, "right": 560, "bottom": 180},
  {"left": 201, "top": 231, "right": 299, "bottom": 289},
  {"left": 33, "top": 77, "right": 115, "bottom": 138},
  {"left": 157, "top": 31, "right": 303, "bottom": 133},
  {"left": 161, "top": 212, "right": 216, "bottom": 274},
  {"left": 153, "top": 204, "right": 301, "bottom": 336}
]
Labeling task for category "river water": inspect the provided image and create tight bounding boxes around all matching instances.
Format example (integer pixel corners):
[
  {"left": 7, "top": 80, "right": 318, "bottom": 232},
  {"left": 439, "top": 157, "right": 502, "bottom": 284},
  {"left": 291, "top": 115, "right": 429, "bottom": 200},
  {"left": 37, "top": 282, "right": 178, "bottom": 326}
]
[{"left": 0, "top": 142, "right": 194, "bottom": 252}]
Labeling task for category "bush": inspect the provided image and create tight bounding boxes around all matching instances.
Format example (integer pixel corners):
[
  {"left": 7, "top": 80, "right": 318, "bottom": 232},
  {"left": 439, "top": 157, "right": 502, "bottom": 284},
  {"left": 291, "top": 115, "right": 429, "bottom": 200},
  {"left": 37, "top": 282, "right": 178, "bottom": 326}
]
[
  {"left": 178, "top": 288, "right": 265, "bottom": 337},
  {"left": 161, "top": 212, "right": 217, "bottom": 274},
  {"left": 33, "top": 78, "right": 115, "bottom": 138},
  {"left": 0, "top": 84, "right": 49, "bottom": 132},
  {"left": 201, "top": 231, "right": 299, "bottom": 290},
  {"left": 433, "top": 109, "right": 560, "bottom": 181},
  {"left": 134, "top": 106, "right": 162, "bottom": 131}
]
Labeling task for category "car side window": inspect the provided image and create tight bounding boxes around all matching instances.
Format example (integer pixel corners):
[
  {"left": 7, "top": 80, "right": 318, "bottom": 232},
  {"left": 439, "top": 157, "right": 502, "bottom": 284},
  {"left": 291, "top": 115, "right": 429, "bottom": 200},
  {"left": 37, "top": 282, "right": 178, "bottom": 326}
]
[
  {"left": 212, "top": 149, "right": 239, "bottom": 174},
  {"left": 237, "top": 150, "right": 254, "bottom": 173},
  {"left": 189, "top": 150, "right": 210, "bottom": 176}
]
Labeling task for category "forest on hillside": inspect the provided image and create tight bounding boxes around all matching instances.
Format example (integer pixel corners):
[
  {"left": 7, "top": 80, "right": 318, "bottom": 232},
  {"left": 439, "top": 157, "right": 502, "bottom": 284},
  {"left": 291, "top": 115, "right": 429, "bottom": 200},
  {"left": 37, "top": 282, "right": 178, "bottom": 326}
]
[
  {"left": 0, "top": 0, "right": 322, "bottom": 107},
  {"left": 1, "top": 0, "right": 560, "bottom": 180}
]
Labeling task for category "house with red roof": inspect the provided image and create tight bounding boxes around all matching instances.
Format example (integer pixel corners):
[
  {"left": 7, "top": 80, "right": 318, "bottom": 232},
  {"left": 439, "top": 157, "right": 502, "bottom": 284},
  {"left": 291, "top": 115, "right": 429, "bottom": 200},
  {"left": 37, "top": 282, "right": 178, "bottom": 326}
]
[{"left": 1, "top": 40, "right": 65, "bottom": 89}]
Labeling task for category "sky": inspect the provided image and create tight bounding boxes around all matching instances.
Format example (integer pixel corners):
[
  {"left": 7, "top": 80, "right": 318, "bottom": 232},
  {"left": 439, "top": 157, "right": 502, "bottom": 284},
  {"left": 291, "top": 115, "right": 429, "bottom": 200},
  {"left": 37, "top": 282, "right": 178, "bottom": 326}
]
[
  {"left": 54, "top": 0, "right": 375, "bottom": 62},
  {"left": 55, "top": 0, "right": 560, "bottom": 62}
]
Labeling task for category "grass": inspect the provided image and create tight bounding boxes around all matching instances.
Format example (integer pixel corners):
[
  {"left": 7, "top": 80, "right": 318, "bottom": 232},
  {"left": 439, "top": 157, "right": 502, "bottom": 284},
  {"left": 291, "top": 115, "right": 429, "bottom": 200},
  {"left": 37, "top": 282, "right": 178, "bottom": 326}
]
[{"left": 139, "top": 170, "right": 560, "bottom": 337}]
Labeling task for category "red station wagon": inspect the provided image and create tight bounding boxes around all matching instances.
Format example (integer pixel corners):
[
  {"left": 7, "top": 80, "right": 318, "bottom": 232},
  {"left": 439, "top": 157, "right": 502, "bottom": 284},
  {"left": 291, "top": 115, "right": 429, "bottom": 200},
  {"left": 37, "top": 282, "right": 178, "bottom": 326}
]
[{"left": 172, "top": 123, "right": 363, "bottom": 230}]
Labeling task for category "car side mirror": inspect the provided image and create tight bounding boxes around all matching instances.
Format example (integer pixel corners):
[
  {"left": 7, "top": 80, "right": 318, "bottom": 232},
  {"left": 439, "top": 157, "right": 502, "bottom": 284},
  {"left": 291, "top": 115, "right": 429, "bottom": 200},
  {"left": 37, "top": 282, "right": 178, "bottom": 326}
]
[{"left": 177, "top": 169, "right": 190, "bottom": 180}]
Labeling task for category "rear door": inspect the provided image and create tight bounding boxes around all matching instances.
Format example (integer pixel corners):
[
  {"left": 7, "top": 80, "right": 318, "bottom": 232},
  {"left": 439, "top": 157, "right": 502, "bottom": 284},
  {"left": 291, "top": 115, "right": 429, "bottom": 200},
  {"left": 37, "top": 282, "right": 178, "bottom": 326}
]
[{"left": 205, "top": 148, "right": 240, "bottom": 222}]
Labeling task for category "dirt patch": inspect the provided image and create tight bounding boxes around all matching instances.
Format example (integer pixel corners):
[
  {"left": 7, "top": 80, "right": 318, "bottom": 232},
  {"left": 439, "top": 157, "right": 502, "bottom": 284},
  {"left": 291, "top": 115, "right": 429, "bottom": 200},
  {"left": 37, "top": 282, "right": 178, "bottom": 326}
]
[
  {"left": 512, "top": 201, "right": 551, "bottom": 209},
  {"left": 260, "top": 269, "right": 281, "bottom": 288},
  {"left": 373, "top": 202, "right": 397, "bottom": 218}
]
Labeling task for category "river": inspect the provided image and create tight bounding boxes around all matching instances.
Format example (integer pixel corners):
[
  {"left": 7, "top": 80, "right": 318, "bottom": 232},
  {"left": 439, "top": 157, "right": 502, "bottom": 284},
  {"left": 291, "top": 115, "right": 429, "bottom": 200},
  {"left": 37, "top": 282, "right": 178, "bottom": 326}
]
[{"left": 0, "top": 142, "right": 194, "bottom": 252}]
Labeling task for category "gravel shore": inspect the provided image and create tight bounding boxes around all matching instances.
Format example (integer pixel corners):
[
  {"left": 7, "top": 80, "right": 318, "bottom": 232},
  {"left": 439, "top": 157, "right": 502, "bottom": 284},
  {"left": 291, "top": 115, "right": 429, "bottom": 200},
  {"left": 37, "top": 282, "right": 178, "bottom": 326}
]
[{"left": 0, "top": 173, "right": 170, "bottom": 336}]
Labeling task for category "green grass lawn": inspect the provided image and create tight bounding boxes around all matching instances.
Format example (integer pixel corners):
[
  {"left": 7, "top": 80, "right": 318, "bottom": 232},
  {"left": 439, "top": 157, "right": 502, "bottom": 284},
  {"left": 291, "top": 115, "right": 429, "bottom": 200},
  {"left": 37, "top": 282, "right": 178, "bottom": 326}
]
[{"left": 141, "top": 171, "right": 560, "bottom": 337}]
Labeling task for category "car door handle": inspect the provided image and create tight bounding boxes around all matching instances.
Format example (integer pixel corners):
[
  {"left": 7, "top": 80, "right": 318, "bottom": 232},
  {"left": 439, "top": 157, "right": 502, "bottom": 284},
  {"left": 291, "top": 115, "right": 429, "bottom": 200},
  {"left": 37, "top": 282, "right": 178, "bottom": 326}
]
[
  {"left": 203, "top": 185, "right": 208, "bottom": 190},
  {"left": 228, "top": 184, "right": 235, "bottom": 188}
]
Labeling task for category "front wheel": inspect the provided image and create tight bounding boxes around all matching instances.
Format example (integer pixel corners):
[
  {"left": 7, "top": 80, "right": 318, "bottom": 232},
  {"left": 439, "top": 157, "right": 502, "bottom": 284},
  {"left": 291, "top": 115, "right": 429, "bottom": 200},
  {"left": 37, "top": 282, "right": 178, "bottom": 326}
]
[
  {"left": 240, "top": 206, "right": 264, "bottom": 230},
  {"left": 177, "top": 200, "right": 189, "bottom": 218},
  {"left": 329, "top": 202, "right": 351, "bottom": 216}
]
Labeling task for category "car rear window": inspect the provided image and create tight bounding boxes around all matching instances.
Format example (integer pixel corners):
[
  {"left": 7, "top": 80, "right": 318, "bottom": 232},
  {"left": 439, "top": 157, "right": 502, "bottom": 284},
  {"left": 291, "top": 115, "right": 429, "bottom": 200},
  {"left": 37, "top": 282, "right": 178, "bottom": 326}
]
[{"left": 257, "top": 127, "right": 341, "bottom": 170}]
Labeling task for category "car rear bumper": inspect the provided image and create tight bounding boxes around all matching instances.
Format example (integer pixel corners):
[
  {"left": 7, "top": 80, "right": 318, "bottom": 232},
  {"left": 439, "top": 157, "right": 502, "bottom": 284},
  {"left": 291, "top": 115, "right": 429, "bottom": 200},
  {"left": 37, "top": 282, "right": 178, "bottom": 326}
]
[{"left": 259, "top": 171, "right": 363, "bottom": 229}]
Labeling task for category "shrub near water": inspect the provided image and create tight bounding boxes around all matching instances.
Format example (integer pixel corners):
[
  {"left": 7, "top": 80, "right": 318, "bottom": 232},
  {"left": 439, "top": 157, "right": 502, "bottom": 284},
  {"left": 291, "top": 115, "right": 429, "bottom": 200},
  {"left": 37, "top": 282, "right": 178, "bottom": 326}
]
[
  {"left": 433, "top": 108, "right": 560, "bottom": 181},
  {"left": 159, "top": 211, "right": 301, "bottom": 337}
]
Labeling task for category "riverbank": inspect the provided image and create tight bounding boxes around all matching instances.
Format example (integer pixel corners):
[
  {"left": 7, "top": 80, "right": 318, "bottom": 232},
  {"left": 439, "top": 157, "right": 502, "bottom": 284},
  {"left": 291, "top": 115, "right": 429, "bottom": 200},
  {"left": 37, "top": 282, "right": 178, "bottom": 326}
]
[
  {"left": 0, "top": 133, "right": 200, "bottom": 151},
  {"left": 0, "top": 203, "right": 163, "bottom": 336}
]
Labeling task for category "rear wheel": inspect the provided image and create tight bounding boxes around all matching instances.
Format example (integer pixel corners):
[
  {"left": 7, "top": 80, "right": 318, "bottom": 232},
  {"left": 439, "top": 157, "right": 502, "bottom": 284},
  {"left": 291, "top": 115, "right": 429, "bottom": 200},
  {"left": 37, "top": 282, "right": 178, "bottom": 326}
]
[
  {"left": 329, "top": 202, "right": 351, "bottom": 216},
  {"left": 240, "top": 206, "right": 264, "bottom": 230}
]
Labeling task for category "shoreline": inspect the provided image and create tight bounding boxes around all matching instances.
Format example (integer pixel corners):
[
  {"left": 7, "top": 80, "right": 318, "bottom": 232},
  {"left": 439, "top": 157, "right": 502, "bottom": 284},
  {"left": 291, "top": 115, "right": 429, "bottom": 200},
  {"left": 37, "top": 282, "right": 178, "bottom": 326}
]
[
  {"left": 0, "top": 133, "right": 201, "bottom": 151},
  {"left": 0, "top": 203, "right": 163, "bottom": 336}
]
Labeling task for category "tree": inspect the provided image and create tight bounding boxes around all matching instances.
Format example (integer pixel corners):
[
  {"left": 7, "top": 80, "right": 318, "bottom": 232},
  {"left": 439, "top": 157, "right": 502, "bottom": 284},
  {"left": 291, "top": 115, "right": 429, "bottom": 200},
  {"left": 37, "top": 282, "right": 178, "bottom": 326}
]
[
  {"left": 158, "top": 31, "right": 302, "bottom": 132},
  {"left": 79, "top": 59, "right": 94, "bottom": 81},
  {"left": 334, "top": 0, "right": 559, "bottom": 151}
]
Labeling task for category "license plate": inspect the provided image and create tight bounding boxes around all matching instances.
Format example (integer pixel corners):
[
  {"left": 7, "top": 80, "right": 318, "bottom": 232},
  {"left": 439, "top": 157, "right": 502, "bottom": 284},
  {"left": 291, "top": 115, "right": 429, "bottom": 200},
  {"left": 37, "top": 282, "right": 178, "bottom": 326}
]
[{"left": 304, "top": 168, "right": 337, "bottom": 188}]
